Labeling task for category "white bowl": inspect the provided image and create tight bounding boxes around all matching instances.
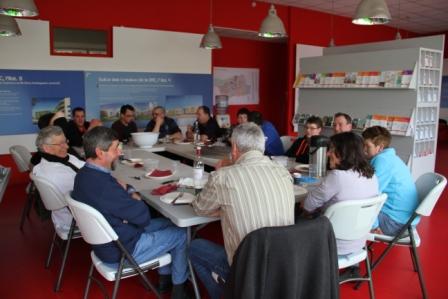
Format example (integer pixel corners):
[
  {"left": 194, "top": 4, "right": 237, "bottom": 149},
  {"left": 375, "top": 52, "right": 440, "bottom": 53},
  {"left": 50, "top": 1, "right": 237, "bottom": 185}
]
[{"left": 131, "top": 132, "right": 159, "bottom": 148}]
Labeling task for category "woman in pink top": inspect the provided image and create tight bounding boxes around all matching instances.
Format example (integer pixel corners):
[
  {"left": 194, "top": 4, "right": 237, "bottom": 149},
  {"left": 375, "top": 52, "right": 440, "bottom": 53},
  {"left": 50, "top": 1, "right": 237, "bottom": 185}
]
[{"left": 304, "top": 132, "right": 379, "bottom": 255}]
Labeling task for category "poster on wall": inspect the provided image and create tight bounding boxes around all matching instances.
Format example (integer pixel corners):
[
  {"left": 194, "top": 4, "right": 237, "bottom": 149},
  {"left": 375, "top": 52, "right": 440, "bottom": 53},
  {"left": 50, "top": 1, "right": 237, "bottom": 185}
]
[
  {"left": 213, "top": 67, "right": 259, "bottom": 105},
  {"left": 0, "top": 70, "right": 85, "bottom": 135},
  {"left": 84, "top": 71, "right": 212, "bottom": 129}
]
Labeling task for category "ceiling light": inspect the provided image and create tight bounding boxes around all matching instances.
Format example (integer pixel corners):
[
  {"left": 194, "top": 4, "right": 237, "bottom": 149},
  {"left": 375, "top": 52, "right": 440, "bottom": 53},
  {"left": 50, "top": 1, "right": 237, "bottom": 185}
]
[
  {"left": 0, "top": 14, "right": 21, "bottom": 36},
  {"left": 258, "top": 4, "right": 287, "bottom": 38},
  {"left": 352, "top": 0, "right": 391, "bottom": 25},
  {"left": 200, "top": 0, "right": 222, "bottom": 49},
  {"left": 200, "top": 24, "right": 222, "bottom": 49},
  {"left": 0, "top": 0, "right": 38, "bottom": 17}
]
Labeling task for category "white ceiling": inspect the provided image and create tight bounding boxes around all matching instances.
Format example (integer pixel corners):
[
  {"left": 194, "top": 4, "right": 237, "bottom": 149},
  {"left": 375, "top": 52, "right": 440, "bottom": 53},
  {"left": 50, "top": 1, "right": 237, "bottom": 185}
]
[{"left": 258, "top": 0, "right": 448, "bottom": 34}]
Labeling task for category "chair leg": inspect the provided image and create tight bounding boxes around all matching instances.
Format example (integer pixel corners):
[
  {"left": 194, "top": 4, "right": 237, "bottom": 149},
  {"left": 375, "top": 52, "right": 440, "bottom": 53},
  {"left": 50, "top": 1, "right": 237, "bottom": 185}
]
[
  {"left": 45, "top": 231, "right": 58, "bottom": 268},
  {"left": 54, "top": 220, "right": 76, "bottom": 292},
  {"left": 111, "top": 256, "right": 125, "bottom": 299},
  {"left": 19, "top": 190, "right": 34, "bottom": 230},
  {"left": 365, "top": 255, "right": 375, "bottom": 299},
  {"left": 409, "top": 230, "right": 428, "bottom": 299},
  {"left": 83, "top": 262, "right": 95, "bottom": 299}
]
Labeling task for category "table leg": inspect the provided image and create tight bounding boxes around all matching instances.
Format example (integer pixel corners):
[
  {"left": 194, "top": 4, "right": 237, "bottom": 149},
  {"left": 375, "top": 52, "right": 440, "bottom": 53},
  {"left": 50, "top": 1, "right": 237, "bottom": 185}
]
[{"left": 187, "top": 226, "right": 201, "bottom": 299}]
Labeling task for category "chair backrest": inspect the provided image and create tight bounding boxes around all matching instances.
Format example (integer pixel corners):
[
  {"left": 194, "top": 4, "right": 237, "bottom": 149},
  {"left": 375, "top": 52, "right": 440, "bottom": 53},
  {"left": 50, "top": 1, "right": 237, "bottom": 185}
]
[
  {"left": 324, "top": 194, "right": 387, "bottom": 240},
  {"left": 30, "top": 173, "right": 67, "bottom": 211},
  {"left": 65, "top": 193, "right": 118, "bottom": 245},
  {"left": 415, "top": 172, "right": 447, "bottom": 217},
  {"left": 280, "top": 135, "right": 295, "bottom": 152},
  {"left": 9, "top": 145, "right": 32, "bottom": 173}
]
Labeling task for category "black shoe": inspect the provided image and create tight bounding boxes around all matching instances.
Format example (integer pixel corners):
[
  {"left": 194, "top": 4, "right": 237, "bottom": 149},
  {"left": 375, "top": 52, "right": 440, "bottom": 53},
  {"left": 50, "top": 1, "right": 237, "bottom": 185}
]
[
  {"left": 158, "top": 274, "right": 172, "bottom": 294},
  {"left": 338, "top": 266, "right": 361, "bottom": 283}
]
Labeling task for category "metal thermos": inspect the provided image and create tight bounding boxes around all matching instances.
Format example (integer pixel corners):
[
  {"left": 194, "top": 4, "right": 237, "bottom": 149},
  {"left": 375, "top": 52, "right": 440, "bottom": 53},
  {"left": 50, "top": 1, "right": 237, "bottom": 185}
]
[{"left": 309, "top": 136, "right": 330, "bottom": 177}]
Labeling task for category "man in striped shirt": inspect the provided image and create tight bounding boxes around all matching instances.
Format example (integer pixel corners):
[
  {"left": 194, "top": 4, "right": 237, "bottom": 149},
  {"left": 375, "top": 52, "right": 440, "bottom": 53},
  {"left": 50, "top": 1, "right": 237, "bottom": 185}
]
[{"left": 190, "top": 122, "right": 295, "bottom": 299}]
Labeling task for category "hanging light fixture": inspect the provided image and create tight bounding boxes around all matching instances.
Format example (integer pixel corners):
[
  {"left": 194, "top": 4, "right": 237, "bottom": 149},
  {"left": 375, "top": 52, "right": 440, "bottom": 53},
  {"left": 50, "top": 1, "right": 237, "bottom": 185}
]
[
  {"left": 200, "top": 0, "right": 222, "bottom": 49},
  {"left": 395, "top": 0, "right": 402, "bottom": 39},
  {"left": 328, "top": 0, "right": 335, "bottom": 47},
  {"left": 352, "top": 0, "right": 391, "bottom": 25},
  {"left": 258, "top": 4, "right": 287, "bottom": 38},
  {"left": 0, "top": 14, "right": 21, "bottom": 36},
  {"left": 0, "top": 0, "right": 39, "bottom": 17}
]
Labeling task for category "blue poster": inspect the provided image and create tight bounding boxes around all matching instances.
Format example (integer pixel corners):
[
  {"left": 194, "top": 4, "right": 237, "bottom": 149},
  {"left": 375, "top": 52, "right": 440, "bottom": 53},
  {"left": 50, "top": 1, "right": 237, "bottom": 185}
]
[
  {"left": 0, "top": 70, "right": 85, "bottom": 135},
  {"left": 84, "top": 71, "right": 212, "bottom": 128}
]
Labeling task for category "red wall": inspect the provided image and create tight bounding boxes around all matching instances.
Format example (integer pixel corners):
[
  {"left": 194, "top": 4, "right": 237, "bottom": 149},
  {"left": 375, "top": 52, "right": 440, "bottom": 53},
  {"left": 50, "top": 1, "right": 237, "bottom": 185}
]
[{"left": 5, "top": 0, "right": 419, "bottom": 184}]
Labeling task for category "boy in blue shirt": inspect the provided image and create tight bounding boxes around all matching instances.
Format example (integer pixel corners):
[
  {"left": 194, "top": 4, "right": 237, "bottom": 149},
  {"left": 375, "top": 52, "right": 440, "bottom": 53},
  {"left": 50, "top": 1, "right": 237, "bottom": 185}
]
[{"left": 362, "top": 126, "right": 419, "bottom": 236}]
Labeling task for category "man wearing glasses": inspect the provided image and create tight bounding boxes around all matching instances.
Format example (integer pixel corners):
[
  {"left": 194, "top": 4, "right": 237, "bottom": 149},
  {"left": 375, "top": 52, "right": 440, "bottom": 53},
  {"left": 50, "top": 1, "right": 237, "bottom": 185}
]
[
  {"left": 285, "top": 116, "right": 323, "bottom": 163},
  {"left": 32, "top": 126, "right": 85, "bottom": 233},
  {"left": 145, "top": 106, "right": 182, "bottom": 141}
]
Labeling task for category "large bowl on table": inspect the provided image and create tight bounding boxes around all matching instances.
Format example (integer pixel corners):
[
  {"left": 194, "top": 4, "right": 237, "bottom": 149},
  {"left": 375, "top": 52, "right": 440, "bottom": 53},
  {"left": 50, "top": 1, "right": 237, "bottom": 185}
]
[{"left": 131, "top": 132, "right": 159, "bottom": 148}]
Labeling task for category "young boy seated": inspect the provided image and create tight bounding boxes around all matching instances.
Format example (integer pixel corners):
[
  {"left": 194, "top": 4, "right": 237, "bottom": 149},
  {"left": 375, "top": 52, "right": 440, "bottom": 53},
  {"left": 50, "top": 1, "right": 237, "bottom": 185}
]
[{"left": 362, "top": 126, "right": 419, "bottom": 236}]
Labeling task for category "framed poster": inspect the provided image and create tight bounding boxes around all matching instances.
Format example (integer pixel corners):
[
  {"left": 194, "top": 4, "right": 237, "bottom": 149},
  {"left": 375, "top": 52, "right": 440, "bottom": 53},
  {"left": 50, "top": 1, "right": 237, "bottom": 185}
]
[{"left": 213, "top": 67, "right": 259, "bottom": 105}]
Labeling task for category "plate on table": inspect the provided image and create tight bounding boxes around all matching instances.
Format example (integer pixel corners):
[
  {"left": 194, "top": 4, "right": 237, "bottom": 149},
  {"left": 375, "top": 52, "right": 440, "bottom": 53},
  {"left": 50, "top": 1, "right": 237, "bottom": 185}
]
[
  {"left": 121, "top": 158, "right": 143, "bottom": 166},
  {"left": 160, "top": 192, "right": 196, "bottom": 205},
  {"left": 294, "top": 164, "right": 310, "bottom": 173},
  {"left": 174, "top": 141, "right": 192, "bottom": 145},
  {"left": 144, "top": 169, "right": 174, "bottom": 180}
]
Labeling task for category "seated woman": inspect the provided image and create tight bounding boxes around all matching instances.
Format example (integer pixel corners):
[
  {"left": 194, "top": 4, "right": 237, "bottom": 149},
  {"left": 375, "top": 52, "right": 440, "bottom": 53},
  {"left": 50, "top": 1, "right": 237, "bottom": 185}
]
[
  {"left": 303, "top": 132, "right": 379, "bottom": 256},
  {"left": 285, "top": 116, "right": 323, "bottom": 163},
  {"left": 362, "top": 126, "right": 419, "bottom": 236}
]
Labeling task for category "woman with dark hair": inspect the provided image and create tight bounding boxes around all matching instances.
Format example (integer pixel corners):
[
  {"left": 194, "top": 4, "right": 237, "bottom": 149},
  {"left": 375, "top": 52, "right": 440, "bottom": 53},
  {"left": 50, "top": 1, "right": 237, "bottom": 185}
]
[{"left": 303, "top": 132, "right": 379, "bottom": 256}]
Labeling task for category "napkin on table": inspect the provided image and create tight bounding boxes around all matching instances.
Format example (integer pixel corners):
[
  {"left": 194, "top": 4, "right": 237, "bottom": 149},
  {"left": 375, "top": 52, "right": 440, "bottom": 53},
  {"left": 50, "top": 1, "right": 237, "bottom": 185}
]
[{"left": 151, "top": 183, "right": 178, "bottom": 195}]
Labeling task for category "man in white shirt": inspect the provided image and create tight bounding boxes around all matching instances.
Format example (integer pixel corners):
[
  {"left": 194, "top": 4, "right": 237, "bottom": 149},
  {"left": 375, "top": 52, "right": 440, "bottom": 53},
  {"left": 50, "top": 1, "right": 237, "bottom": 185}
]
[{"left": 32, "top": 126, "right": 85, "bottom": 233}]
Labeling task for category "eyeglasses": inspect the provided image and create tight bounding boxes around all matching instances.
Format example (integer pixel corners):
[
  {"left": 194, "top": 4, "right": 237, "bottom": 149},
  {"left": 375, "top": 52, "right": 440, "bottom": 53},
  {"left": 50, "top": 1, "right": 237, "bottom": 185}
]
[
  {"left": 305, "top": 126, "right": 320, "bottom": 130},
  {"left": 45, "top": 140, "right": 69, "bottom": 146}
]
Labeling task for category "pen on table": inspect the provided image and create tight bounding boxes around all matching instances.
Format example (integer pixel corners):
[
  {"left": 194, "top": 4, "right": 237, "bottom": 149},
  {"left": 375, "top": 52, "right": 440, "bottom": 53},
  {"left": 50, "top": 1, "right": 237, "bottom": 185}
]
[{"left": 162, "top": 179, "right": 177, "bottom": 185}]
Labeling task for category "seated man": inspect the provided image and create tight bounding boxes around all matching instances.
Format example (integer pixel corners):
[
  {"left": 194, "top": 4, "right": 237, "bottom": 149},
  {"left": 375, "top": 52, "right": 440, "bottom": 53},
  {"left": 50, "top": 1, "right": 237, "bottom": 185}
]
[
  {"left": 186, "top": 106, "right": 221, "bottom": 142},
  {"left": 248, "top": 111, "right": 284, "bottom": 156},
  {"left": 72, "top": 127, "right": 189, "bottom": 298},
  {"left": 333, "top": 112, "right": 352, "bottom": 134},
  {"left": 285, "top": 116, "right": 323, "bottom": 163},
  {"left": 111, "top": 104, "right": 138, "bottom": 143},
  {"left": 145, "top": 106, "right": 182, "bottom": 141},
  {"left": 32, "top": 126, "right": 85, "bottom": 233},
  {"left": 65, "top": 107, "right": 102, "bottom": 147},
  {"left": 362, "top": 126, "right": 419, "bottom": 235},
  {"left": 190, "top": 123, "right": 295, "bottom": 299}
]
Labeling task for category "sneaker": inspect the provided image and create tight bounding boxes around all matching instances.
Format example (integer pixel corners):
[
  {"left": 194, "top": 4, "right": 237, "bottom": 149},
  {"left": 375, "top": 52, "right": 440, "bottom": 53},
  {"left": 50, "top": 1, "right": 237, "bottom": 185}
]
[{"left": 338, "top": 266, "right": 361, "bottom": 283}]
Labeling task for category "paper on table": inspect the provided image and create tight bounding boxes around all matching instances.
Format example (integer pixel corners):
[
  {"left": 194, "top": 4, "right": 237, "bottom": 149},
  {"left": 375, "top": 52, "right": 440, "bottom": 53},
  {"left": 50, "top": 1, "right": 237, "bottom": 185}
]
[
  {"left": 160, "top": 192, "right": 196, "bottom": 204},
  {"left": 178, "top": 177, "right": 208, "bottom": 188}
]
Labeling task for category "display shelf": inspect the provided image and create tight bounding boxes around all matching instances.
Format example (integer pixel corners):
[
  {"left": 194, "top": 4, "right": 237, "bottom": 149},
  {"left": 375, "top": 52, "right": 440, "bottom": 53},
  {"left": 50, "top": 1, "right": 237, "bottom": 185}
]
[{"left": 295, "top": 44, "right": 443, "bottom": 180}]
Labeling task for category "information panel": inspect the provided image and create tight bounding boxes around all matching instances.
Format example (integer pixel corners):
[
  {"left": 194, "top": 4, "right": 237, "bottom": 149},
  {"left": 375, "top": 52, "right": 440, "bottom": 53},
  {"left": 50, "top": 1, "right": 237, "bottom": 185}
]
[{"left": 0, "top": 70, "right": 85, "bottom": 135}]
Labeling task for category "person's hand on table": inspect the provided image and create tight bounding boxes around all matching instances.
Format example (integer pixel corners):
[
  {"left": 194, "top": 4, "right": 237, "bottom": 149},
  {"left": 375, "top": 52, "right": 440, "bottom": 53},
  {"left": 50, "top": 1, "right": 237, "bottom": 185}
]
[{"left": 130, "top": 191, "right": 142, "bottom": 201}]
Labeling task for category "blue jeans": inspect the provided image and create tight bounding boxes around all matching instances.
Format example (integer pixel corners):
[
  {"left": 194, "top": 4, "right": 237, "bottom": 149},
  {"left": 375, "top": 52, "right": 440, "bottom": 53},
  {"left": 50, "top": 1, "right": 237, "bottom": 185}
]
[
  {"left": 189, "top": 239, "right": 230, "bottom": 299},
  {"left": 132, "top": 218, "right": 188, "bottom": 285},
  {"left": 373, "top": 211, "right": 408, "bottom": 236}
]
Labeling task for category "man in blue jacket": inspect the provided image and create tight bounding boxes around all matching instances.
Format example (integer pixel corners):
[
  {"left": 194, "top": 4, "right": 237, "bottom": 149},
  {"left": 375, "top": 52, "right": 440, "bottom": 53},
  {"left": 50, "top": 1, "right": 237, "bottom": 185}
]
[{"left": 72, "top": 126, "right": 189, "bottom": 298}]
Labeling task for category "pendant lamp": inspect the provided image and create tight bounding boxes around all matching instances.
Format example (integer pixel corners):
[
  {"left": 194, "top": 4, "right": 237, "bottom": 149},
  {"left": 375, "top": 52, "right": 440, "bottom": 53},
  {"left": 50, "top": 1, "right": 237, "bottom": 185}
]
[
  {"left": 0, "top": 14, "right": 21, "bottom": 36},
  {"left": 328, "top": 0, "right": 335, "bottom": 47},
  {"left": 200, "top": 0, "right": 222, "bottom": 49},
  {"left": 258, "top": 4, "right": 287, "bottom": 38},
  {"left": 0, "top": 0, "right": 39, "bottom": 17},
  {"left": 352, "top": 0, "right": 391, "bottom": 25}
]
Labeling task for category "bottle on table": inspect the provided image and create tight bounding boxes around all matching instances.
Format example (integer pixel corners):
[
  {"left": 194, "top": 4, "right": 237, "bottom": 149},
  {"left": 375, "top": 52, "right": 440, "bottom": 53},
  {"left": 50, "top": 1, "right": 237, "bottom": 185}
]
[
  {"left": 193, "top": 120, "right": 200, "bottom": 145},
  {"left": 193, "top": 146, "right": 204, "bottom": 193}
]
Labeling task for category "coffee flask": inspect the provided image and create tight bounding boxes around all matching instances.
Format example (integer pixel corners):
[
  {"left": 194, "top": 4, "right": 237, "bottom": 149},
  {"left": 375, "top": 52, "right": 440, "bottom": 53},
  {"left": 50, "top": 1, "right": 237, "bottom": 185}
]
[{"left": 309, "top": 136, "right": 330, "bottom": 177}]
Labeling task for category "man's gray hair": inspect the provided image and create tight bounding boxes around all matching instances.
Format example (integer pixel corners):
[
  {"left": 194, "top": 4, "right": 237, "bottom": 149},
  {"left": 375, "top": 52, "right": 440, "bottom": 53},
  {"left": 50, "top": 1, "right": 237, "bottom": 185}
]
[
  {"left": 83, "top": 126, "right": 118, "bottom": 159},
  {"left": 152, "top": 106, "right": 166, "bottom": 113},
  {"left": 231, "top": 123, "right": 265, "bottom": 154},
  {"left": 35, "top": 126, "right": 64, "bottom": 151}
]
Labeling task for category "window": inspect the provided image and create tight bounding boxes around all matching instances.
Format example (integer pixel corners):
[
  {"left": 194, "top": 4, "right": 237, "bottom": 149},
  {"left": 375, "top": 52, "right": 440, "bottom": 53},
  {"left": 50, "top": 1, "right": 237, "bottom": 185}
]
[{"left": 51, "top": 27, "right": 111, "bottom": 57}]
